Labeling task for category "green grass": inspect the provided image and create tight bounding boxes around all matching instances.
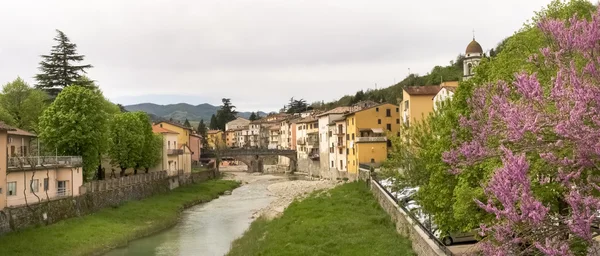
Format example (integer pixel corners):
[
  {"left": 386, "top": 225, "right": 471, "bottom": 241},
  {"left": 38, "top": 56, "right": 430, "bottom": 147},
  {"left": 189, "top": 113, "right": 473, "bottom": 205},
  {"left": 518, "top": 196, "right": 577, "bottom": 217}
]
[
  {"left": 227, "top": 181, "right": 415, "bottom": 256},
  {"left": 192, "top": 166, "right": 210, "bottom": 173},
  {"left": 0, "top": 179, "right": 239, "bottom": 256}
]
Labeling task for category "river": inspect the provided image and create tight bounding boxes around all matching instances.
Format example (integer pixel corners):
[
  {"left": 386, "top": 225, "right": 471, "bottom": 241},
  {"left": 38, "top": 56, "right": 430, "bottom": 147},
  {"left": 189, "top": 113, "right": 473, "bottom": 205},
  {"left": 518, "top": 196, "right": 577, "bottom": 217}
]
[{"left": 103, "top": 175, "right": 276, "bottom": 256}]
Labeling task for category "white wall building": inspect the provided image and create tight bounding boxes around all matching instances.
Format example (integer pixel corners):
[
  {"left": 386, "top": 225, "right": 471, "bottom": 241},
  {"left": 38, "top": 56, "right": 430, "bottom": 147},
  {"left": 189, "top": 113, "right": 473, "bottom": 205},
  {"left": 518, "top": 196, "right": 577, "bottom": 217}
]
[
  {"left": 316, "top": 107, "right": 351, "bottom": 171},
  {"left": 433, "top": 86, "right": 457, "bottom": 111},
  {"left": 225, "top": 117, "right": 250, "bottom": 131}
]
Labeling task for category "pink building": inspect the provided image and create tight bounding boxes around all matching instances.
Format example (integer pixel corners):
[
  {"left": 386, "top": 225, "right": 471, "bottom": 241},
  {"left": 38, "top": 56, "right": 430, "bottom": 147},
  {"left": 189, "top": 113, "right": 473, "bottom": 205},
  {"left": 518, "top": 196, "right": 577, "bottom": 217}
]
[{"left": 189, "top": 133, "right": 202, "bottom": 165}]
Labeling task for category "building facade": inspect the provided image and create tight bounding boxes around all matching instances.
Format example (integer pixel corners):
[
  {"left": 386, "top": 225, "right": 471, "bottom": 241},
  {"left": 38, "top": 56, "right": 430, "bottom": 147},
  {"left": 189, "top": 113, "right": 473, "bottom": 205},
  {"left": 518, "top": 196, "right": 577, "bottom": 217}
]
[{"left": 401, "top": 85, "right": 441, "bottom": 126}]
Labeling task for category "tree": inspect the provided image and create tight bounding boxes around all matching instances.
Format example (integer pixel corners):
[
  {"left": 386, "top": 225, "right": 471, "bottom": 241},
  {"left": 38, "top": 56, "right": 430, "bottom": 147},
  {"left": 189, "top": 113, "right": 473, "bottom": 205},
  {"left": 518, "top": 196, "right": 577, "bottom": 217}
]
[
  {"left": 108, "top": 112, "right": 145, "bottom": 176},
  {"left": 197, "top": 119, "right": 208, "bottom": 148},
  {"left": 209, "top": 114, "right": 218, "bottom": 130},
  {"left": 133, "top": 111, "right": 161, "bottom": 174},
  {"left": 0, "top": 78, "right": 48, "bottom": 132},
  {"left": 116, "top": 104, "right": 128, "bottom": 113},
  {"left": 286, "top": 97, "right": 309, "bottom": 114},
  {"left": 215, "top": 98, "right": 237, "bottom": 130},
  {"left": 442, "top": 4, "right": 600, "bottom": 254},
  {"left": 183, "top": 118, "right": 191, "bottom": 128},
  {"left": 34, "top": 30, "right": 93, "bottom": 97},
  {"left": 38, "top": 86, "right": 111, "bottom": 180},
  {"left": 249, "top": 112, "right": 257, "bottom": 121}
]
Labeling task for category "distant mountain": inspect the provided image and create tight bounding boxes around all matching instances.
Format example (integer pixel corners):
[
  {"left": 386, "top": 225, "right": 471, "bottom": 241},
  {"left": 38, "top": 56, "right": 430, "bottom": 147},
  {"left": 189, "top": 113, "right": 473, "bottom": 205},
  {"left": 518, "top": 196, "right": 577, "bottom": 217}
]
[{"left": 124, "top": 103, "right": 268, "bottom": 122}]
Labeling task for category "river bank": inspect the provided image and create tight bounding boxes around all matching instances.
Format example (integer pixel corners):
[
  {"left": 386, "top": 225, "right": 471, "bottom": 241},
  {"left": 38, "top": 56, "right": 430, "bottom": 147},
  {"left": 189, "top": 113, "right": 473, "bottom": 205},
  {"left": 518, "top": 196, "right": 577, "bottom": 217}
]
[
  {"left": 227, "top": 181, "right": 415, "bottom": 256},
  {"left": 0, "top": 179, "right": 239, "bottom": 256}
]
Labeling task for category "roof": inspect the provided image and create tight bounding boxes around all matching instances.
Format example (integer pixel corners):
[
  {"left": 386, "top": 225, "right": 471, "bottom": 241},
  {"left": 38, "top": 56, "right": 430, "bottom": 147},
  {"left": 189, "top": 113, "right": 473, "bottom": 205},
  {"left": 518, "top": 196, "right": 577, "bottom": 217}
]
[
  {"left": 190, "top": 133, "right": 202, "bottom": 138},
  {"left": 404, "top": 85, "right": 441, "bottom": 96},
  {"left": 296, "top": 116, "right": 318, "bottom": 124},
  {"left": 316, "top": 106, "right": 352, "bottom": 117},
  {"left": 152, "top": 125, "right": 179, "bottom": 134},
  {"left": 343, "top": 103, "right": 397, "bottom": 117},
  {"left": 207, "top": 130, "right": 222, "bottom": 134},
  {"left": 466, "top": 39, "right": 483, "bottom": 54},
  {"left": 269, "top": 125, "right": 281, "bottom": 131},
  {"left": 0, "top": 122, "right": 16, "bottom": 131},
  {"left": 155, "top": 121, "right": 192, "bottom": 131},
  {"left": 8, "top": 128, "right": 36, "bottom": 137}
]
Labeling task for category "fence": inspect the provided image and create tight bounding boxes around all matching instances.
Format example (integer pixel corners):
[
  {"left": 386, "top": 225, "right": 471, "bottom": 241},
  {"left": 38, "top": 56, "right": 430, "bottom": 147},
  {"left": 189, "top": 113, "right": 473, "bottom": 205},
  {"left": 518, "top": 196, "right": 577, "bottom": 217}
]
[
  {"left": 82, "top": 171, "right": 168, "bottom": 193},
  {"left": 372, "top": 177, "right": 454, "bottom": 256},
  {"left": 8, "top": 156, "right": 82, "bottom": 169}
]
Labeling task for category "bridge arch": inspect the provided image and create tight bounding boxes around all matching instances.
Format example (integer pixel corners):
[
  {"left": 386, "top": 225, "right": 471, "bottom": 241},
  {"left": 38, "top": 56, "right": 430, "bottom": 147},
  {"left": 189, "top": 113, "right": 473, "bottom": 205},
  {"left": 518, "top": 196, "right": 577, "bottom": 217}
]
[{"left": 203, "top": 149, "right": 297, "bottom": 173}]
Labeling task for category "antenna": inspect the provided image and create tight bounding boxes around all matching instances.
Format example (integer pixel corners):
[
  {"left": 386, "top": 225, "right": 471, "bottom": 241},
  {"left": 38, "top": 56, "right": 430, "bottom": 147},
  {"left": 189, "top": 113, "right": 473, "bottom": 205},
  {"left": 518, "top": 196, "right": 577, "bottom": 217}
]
[{"left": 472, "top": 29, "right": 475, "bottom": 40}]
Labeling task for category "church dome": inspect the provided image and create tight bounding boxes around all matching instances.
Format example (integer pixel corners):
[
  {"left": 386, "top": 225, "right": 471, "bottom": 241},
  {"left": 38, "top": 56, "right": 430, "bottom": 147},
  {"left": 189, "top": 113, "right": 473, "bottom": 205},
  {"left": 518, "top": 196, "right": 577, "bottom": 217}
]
[{"left": 465, "top": 39, "right": 483, "bottom": 54}]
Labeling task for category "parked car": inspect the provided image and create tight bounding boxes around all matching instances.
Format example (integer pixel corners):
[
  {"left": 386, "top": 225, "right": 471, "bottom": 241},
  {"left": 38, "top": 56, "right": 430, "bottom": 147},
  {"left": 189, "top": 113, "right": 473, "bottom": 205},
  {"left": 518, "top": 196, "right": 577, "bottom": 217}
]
[{"left": 439, "top": 229, "right": 480, "bottom": 246}]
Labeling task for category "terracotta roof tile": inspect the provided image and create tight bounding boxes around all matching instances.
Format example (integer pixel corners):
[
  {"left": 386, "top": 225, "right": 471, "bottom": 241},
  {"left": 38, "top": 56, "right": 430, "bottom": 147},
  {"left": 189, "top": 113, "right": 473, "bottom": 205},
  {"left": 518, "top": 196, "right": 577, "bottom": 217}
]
[
  {"left": 152, "top": 125, "right": 179, "bottom": 134},
  {"left": 207, "top": 130, "right": 222, "bottom": 134},
  {"left": 404, "top": 85, "right": 441, "bottom": 95},
  {"left": 0, "top": 122, "right": 15, "bottom": 131},
  {"left": 155, "top": 121, "right": 192, "bottom": 130},
  {"left": 8, "top": 128, "right": 36, "bottom": 137},
  {"left": 316, "top": 106, "right": 352, "bottom": 117}
]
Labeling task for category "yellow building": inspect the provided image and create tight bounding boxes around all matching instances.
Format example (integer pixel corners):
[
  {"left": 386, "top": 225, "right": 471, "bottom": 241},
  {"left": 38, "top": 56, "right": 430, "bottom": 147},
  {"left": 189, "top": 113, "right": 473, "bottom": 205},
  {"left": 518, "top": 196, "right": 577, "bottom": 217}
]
[
  {"left": 344, "top": 103, "right": 401, "bottom": 174},
  {"left": 155, "top": 121, "right": 192, "bottom": 147},
  {"left": 207, "top": 130, "right": 224, "bottom": 149},
  {"left": 400, "top": 85, "right": 441, "bottom": 126}
]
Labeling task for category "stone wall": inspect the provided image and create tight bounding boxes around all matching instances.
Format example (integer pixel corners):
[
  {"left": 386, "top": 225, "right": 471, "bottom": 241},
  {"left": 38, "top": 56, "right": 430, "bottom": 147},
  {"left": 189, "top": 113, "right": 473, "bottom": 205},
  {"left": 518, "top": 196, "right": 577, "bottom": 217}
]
[
  {"left": 368, "top": 178, "right": 449, "bottom": 256},
  {"left": 0, "top": 169, "right": 219, "bottom": 236}
]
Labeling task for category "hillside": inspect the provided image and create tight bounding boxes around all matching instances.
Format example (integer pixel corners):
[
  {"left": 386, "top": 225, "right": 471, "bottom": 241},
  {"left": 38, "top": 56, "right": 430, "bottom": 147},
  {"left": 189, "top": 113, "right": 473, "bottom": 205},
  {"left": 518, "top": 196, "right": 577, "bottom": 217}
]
[{"left": 124, "top": 103, "right": 267, "bottom": 122}]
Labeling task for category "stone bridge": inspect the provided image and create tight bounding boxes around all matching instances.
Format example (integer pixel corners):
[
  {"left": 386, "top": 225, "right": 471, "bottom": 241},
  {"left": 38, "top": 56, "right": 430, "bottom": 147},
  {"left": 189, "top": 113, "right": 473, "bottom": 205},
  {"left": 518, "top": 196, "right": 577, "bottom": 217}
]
[{"left": 201, "top": 149, "right": 297, "bottom": 172}]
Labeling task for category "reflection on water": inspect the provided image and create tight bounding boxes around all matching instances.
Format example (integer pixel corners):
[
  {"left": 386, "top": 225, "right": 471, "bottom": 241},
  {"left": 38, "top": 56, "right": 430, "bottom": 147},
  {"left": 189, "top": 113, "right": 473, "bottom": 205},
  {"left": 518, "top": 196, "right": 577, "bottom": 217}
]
[{"left": 103, "top": 179, "right": 275, "bottom": 256}]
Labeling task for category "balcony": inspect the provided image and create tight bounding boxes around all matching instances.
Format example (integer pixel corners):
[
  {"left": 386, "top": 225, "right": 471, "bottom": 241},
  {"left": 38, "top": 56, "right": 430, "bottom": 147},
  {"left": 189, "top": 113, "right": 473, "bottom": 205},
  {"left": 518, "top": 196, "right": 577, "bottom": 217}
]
[
  {"left": 168, "top": 149, "right": 184, "bottom": 155},
  {"left": 337, "top": 142, "right": 345, "bottom": 148},
  {"left": 8, "top": 156, "right": 82, "bottom": 170},
  {"left": 297, "top": 138, "right": 306, "bottom": 145},
  {"left": 355, "top": 137, "right": 387, "bottom": 143}
]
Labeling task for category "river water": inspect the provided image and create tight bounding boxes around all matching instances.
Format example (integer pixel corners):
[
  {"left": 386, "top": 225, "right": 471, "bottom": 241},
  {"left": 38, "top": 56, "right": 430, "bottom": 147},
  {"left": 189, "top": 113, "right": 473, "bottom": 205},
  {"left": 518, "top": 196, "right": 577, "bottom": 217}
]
[{"left": 103, "top": 177, "right": 276, "bottom": 256}]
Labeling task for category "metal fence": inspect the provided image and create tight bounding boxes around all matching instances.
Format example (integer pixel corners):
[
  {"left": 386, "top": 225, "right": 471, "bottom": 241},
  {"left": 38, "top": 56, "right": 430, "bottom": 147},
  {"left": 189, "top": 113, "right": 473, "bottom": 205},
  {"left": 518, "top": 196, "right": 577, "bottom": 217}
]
[
  {"left": 8, "top": 156, "right": 82, "bottom": 169},
  {"left": 373, "top": 178, "right": 455, "bottom": 256}
]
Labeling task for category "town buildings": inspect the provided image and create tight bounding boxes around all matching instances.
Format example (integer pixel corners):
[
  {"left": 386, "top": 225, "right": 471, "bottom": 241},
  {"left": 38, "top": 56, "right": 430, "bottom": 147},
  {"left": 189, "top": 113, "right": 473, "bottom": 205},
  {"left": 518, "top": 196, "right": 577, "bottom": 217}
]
[
  {"left": 151, "top": 125, "right": 192, "bottom": 176},
  {"left": 189, "top": 133, "right": 202, "bottom": 166},
  {"left": 0, "top": 123, "right": 83, "bottom": 210},
  {"left": 316, "top": 107, "right": 352, "bottom": 171},
  {"left": 206, "top": 130, "right": 224, "bottom": 149}
]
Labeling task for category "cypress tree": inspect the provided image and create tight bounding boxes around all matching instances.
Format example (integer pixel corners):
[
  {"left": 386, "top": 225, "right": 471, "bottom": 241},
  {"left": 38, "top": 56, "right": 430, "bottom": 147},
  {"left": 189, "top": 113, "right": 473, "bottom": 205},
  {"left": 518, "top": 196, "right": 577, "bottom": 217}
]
[{"left": 35, "top": 29, "right": 93, "bottom": 97}]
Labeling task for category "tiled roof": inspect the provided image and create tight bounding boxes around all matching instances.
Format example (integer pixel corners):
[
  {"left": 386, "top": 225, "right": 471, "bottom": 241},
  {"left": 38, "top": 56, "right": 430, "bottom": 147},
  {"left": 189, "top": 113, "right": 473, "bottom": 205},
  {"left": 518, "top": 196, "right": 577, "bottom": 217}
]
[
  {"left": 207, "top": 130, "right": 222, "bottom": 134},
  {"left": 296, "top": 116, "right": 318, "bottom": 124},
  {"left": 152, "top": 125, "right": 179, "bottom": 134},
  {"left": 404, "top": 85, "right": 441, "bottom": 95},
  {"left": 156, "top": 121, "right": 192, "bottom": 130},
  {"left": 8, "top": 128, "right": 36, "bottom": 137},
  {"left": 0, "top": 122, "right": 15, "bottom": 131},
  {"left": 316, "top": 106, "right": 352, "bottom": 117}
]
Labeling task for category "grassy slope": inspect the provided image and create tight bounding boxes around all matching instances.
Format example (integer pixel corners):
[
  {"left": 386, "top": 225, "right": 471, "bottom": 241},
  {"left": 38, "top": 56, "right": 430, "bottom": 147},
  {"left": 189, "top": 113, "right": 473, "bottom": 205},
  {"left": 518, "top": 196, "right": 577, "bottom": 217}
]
[
  {"left": 0, "top": 179, "right": 239, "bottom": 256},
  {"left": 228, "top": 182, "right": 415, "bottom": 256}
]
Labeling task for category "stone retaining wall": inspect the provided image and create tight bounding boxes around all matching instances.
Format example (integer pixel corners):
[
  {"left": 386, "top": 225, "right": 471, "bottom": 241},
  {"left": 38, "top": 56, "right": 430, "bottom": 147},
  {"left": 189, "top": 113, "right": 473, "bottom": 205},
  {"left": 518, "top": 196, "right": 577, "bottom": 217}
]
[
  {"left": 369, "top": 178, "right": 449, "bottom": 256},
  {"left": 0, "top": 169, "right": 219, "bottom": 236}
]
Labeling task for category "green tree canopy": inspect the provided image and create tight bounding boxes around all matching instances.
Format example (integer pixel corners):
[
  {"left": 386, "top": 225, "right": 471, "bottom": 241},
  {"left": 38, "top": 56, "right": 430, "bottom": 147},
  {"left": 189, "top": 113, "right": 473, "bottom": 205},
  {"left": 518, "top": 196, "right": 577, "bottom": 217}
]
[
  {"left": 108, "top": 112, "right": 145, "bottom": 175},
  {"left": 134, "top": 112, "right": 162, "bottom": 173},
  {"left": 183, "top": 118, "right": 191, "bottom": 128},
  {"left": 197, "top": 119, "right": 208, "bottom": 148},
  {"left": 35, "top": 29, "right": 93, "bottom": 97},
  {"left": 38, "top": 85, "right": 111, "bottom": 179},
  {"left": 0, "top": 77, "right": 48, "bottom": 132},
  {"left": 215, "top": 98, "right": 237, "bottom": 130},
  {"left": 249, "top": 112, "right": 257, "bottom": 121},
  {"left": 209, "top": 114, "right": 218, "bottom": 130}
]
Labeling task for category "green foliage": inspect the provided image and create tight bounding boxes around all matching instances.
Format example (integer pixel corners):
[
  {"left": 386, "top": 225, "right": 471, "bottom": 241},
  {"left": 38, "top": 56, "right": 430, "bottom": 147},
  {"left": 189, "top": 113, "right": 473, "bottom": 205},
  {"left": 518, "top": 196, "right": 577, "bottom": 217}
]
[
  {"left": 108, "top": 112, "right": 145, "bottom": 172},
  {"left": 197, "top": 119, "right": 209, "bottom": 148},
  {"left": 34, "top": 30, "right": 93, "bottom": 97},
  {"left": 0, "top": 77, "right": 48, "bottom": 132},
  {"left": 215, "top": 98, "right": 237, "bottom": 130},
  {"left": 38, "top": 86, "right": 111, "bottom": 179},
  {"left": 382, "top": 0, "right": 596, "bottom": 234},
  {"left": 209, "top": 114, "right": 218, "bottom": 130},
  {"left": 0, "top": 179, "right": 239, "bottom": 256},
  {"left": 133, "top": 112, "right": 162, "bottom": 173},
  {"left": 228, "top": 182, "right": 414, "bottom": 256},
  {"left": 248, "top": 112, "right": 257, "bottom": 121},
  {"left": 183, "top": 118, "right": 191, "bottom": 128},
  {"left": 286, "top": 97, "right": 310, "bottom": 113}
]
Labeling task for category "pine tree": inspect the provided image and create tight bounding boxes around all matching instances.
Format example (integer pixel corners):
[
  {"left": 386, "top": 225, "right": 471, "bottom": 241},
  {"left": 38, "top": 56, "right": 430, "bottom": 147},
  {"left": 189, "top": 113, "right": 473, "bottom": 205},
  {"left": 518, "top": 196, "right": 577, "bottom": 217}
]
[
  {"left": 197, "top": 120, "right": 208, "bottom": 148},
  {"left": 183, "top": 118, "right": 191, "bottom": 128},
  {"left": 209, "top": 114, "right": 218, "bottom": 130},
  {"left": 249, "top": 112, "right": 257, "bottom": 121},
  {"left": 215, "top": 98, "right": 237, "bottom": 130},
  {"left": 35, "top": 30, "right": 93, "bottom": 97}
]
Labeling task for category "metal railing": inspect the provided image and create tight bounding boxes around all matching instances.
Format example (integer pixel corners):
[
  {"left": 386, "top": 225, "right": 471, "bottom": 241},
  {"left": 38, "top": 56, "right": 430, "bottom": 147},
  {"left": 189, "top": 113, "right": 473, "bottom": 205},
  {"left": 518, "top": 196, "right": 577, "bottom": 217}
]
[
  {"left": 356, "top": 136, "right": 387, "bottom": 142},
  {"left": 167, "top": 149, "right": 184, "bottom": 155},
  {"left": 8, "top": 156, "right": 82, "bottom": 169},
  {"left": 372, "top": 178, "right": 455, "bottom": 256}
]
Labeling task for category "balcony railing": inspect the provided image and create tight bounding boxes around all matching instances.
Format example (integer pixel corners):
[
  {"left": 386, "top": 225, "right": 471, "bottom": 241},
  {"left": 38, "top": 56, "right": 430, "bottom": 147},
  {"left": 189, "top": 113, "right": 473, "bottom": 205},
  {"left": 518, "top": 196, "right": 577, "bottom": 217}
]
[
  {"left": 8, "top": 156, "right": 82, "bottom": 169},
  {"left": 337, "top": 142, "right": 345, "bottom": 148},
  {"left": 167, "top": 149, "right": 184, "bottom": 155},
  {"left": 297, "top": 139, "right": 306, "bottom": 145},
  {"left": 355, "top": 137, "right": 387, "bottom": 143}
]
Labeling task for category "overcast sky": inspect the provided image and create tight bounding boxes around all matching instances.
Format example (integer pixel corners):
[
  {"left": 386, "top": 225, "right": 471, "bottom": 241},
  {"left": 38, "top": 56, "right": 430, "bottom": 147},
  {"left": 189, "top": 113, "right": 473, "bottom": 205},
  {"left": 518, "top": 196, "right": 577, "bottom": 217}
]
[{"left": 0, "top": 0, "right": 561, "bottom": 112}]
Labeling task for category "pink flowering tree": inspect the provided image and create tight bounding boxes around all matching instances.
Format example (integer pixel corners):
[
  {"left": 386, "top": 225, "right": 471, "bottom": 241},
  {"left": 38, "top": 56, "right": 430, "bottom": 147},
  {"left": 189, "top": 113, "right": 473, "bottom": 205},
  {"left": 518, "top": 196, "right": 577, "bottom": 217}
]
[{"left": 444, "top": 7, "right": 600, "bottom": 255}]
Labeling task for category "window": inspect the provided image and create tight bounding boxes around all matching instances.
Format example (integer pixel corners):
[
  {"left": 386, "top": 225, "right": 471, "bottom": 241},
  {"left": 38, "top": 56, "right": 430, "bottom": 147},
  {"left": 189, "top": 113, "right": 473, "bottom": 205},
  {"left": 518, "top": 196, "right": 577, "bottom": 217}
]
[
  {"left": 8, "top": 182, "right": 16, "bottom": 196},
  {"left": 387, "top": 139, "right": 392, "bottom": 147},
  {"left": 376, "top": 107, "right": 379, "bottom": 112},
  {"left": 339, "top": 148, "right": 343, "bottom": 154},
  {"left": 57, "top": 181, "right": 67, "bottom": 196},
  {"left": 352, "top": 133, "right": 355, "bottom": 140},
  {"left": 328, "top": 131, "right": 332, "bottom": 137},
  {"left": 174, "top": 141, "right": 177, "bottom": 148},
  {"left": 340, "top": 160, "right": 343, "bottom": 169},
  {"left": 396, "top": 107, "right": 399, "bottom": 112},
  {"left": 397, "top": 132, "right": 400, "bottom": 136},
  {"left": 30, "top": 179, "right": 39, "bottom": 193},
  {"left": 405, "top": 100, "right": 409, "bottom": 110},
  {"left": 396, "top": 119, "right": 400, "bottom": 124},
  {"left": 352, "top": 118, "right": 354, "bottom": 125},
  {"left": 371, "top": 158, "right": 375, "bottom": 163},
  {"left": 346, "top": 148, "right": 349, "bottom": 154},
  {"left": 331, "top": 161, "right": 334, "bottom": 168},
  {"left": 8, "top": 137, "right": 12, "bottom": 143},
  {"left": 386, "top": 109, "right": 391, "bottom": 117},
  {"left": 353, "top": 148, "right": 355, "bottom": 155},
  {"left": 346, "top": 134, "right": 349, "bottom": 140},
  {"left": 387, "top": 124, "right": 392, "bottom": 131},
  {"left": 378, "top": 119, "right": 381, "bottom": 124}
]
